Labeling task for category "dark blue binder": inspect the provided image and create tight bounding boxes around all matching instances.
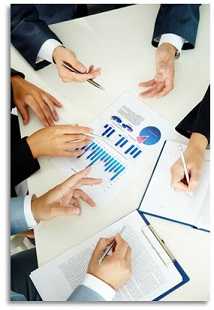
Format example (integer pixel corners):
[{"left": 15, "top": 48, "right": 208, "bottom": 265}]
[
  {"left": 138, "top": 141, "right": 210, "bottom": 233},
  {"left": 138, "top": 211, "right": 190, "bottom": 301}
]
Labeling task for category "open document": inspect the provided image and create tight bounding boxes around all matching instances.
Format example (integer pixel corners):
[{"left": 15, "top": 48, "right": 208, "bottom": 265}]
[
  {"left": 139, "top": 140, "right": 210, "bottom": 231},
  {"left": 53, "top": 90, "right": 172, "bottom": 205},
  {"left": 30, "top": 211, "right": 188, "bottom": 301}
]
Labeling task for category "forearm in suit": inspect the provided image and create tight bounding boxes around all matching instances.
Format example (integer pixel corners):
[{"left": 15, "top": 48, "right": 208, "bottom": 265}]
[
  {"left": 11, "top": 197, "right": 29, "bottom": 235},
  {"left": 11, "top": 4, "right": 62, "bottom": 70},
  {"left": 152, "top": 4, "right": 200, "bottom": 49},
  {"left": 176, "top": 86, "right": 210, "bottom": 143},
  {"left": 68, "top": 285, "right": 105, "bottom": 302},
  {"left": 11, "top": 68, "right": 25, "bottom": 110},
  {"left": 11, "top": 68, "right": 25, "bottom": 79},
  {"left": 11, "top": 114, "right": 40, "bottom": 189}
]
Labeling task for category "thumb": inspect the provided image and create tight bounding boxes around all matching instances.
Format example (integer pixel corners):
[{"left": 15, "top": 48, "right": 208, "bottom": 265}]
[
  {"left": 72, "top": 58, "right": 87, "bottom": 73},
  {"left": 18, "top": 103, "right": 30, "bottom": 125},
  {"left": 92, "top": 237, "right": 115, "bottom": 260}
]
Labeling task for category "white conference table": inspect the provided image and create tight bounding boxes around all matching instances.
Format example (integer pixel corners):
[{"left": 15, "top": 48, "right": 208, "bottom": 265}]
[{"left": 11, "top": 5, "right": 210, "bottom": 301}]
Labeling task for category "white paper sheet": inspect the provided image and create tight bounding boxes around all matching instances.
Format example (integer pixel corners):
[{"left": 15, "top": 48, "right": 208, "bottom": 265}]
[
  {"left": 30, "top": 211, "right": 182, "bottom": 301},
  {"left": 49, "top": 90, "right": 173, "bottom": 205},
  {"left": 139, "top": 140, "right": 210, "bottom": 230}
]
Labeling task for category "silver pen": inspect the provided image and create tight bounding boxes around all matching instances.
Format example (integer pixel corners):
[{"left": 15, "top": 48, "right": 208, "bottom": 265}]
[
  {"left": 178, "top": 145, "right": 190, "bottom": 184},
  {"left": 62, "top": 61, "right": 104, "bottom": 90}
]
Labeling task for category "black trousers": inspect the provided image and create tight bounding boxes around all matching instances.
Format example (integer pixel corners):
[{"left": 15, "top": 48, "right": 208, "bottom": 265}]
[{"left": 11, "top": 248, "right": 42, "bottom": 301}]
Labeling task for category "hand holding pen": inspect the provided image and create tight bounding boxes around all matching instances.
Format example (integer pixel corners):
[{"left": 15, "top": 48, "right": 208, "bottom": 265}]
[
  {"left": 87, "top": 233, "right": 132, "bottom": 290},
  {"left": 171, "top": 134, "right": 207, "bottom": 192},
  {"left": 53, "top": 46, "right": 102, "bottom": 84}
]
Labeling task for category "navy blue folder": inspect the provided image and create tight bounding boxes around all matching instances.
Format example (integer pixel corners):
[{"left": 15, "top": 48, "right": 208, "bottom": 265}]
[
  {"left": 138, "top": 210, "right": 190, "bottom": 301},
  {"left": 138, "top": 141, "right": 210, "bottom": 233}
]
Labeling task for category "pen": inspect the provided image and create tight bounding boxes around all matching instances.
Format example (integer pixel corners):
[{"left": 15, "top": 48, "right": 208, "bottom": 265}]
[
  {"left": 98, "top": 226, "right": 125, "bottom": 264},
  {"left": 86, "top": 133, "right": 107, "bottom": 140},
  {"left": 62, "top": 61, "right": 104, "bottom": 90},
  {"left": 178, "top": 145, "right": 190, "bottom": 185}
]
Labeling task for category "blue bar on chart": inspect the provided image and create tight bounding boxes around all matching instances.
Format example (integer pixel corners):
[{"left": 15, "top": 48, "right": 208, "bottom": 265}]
[
  {"left": 115, "top": 136, "right": 125, "bottom": 146},
  {"left": 133, "top": 150, "right": 142, "bottom": 158},
  {"left": 125, "top": 145, "right": 135, "bottom": 154},
  {"left": 102, "top": 124, "right": 115, "bottom": 138},
  {"left": 77, "top": 142, "right": 126, "bottom": 182},
  {"left": 124, "top": 144, "right": 142, "bottom": 159},
  {"left": 120, "top": 139, "right": 128, "bottom": 147}
]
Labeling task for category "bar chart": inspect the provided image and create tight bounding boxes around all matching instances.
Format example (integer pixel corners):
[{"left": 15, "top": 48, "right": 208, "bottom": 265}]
[
  {"left": 78, "top": 142, "right": 126, "bottom": 182},
  {"left": 100, "top": 123, "right": 143, "bottom": 160}
]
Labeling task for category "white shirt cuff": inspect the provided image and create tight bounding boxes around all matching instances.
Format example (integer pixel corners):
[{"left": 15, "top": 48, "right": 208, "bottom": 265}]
[
  {"left": 24, "top": 195, "right": 37, "bottom": 228},
  {"left": 159, "top": 33, "right": 185, "bottom": 57},
  {"left": 37, "top": 39, "right": 62, "bottom": 64},
  {"left": 82, "top": 273, "right": 115, "bottom": 301}
]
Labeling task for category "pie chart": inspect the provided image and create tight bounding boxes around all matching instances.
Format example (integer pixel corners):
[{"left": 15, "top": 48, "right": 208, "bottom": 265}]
[{"left": 137, "top": 126, "right": 161, "bottom": 145}]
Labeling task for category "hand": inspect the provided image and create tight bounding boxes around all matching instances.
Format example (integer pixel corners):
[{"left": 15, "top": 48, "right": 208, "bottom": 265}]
[
  {"left": 171, "top": 133, "right": 208, "bottom": 192},
  {"left": 53, "top": 46, "right": 101, "bottom": 82},
  {"left": 18, "top": 229, "right": 35, "bottom": 239},
  {"left": 31, "top": 167, "right": 102, "bottom": 222},
  {"left": 87, "top": 234, "right": 132, "bottom": 290},
  {"left": 11, "top": 75, "right": 62, "bottom": 127},
  {"left": 139, "top": 43, "right": 176, "bottom": 98},
  {"left": 27, "top": 124, "right": 93, "bottom": 158}
]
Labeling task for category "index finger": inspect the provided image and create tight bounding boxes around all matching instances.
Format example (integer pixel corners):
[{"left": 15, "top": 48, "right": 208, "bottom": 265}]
[
  {"left": 139, "top": 79, "right": 156, "bottom": 88},
  {"left": 92, "top": 237, "right": 115, "bottom": 261},
  {"left": 113, "top": 234, "right": 129, "bottom": 258},
  {"left": 73, "top": 72, "right": 99, "bottom": 82},
  {"left": 77, "top": 177, "right": 102, "bottom": 186},
  {"left": 59, "top": 167, "right": 92, "bottom": 194},
  {"left": 57, "top": 125, "right": 93, "bottom": 135}
]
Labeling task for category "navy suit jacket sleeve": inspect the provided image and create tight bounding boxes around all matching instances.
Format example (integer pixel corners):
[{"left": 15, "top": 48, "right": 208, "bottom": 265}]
[
  {"left": 152, "top": 4, "right": 200, "bottom": 49},
  {"left": 11, "top": 4, "right": 62, "bottom": 70},
  {"left": 11, "top": 68, "right": 25, "bottom": 110},
  {"left": 11, "top": 114, "right": 40, "bottom": 193},
  {"left": 176, "top": 86, "right": 210, "bottom": 144}
]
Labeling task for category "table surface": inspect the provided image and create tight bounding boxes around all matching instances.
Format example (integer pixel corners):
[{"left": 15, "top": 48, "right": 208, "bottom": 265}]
[{"left": 11, "top": 5, "right": 210, "bottom": 301}]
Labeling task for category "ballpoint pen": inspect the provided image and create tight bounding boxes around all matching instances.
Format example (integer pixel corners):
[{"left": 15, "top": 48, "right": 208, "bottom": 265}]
[
  {"left": 178, "top": 145, "right": 190, "bottom": 185},
  {"left": 62, "top": 60, "right": 104, "bottom": 90},
  {"left": 178, "top": 145, "right": 193, "bottom": 196}
]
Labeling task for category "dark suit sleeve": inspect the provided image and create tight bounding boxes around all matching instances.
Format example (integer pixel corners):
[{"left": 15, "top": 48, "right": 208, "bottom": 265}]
[
  {"left": 152, "top": 4, "right": 200, "bottom": 49},
  {"left": 11, "top": 4, "right": 62, "bottom": 70},
  {"left": 11, "top": 114, "right": 40, "bottom": 191},
  {"left": 176, "top": 86, "right": 210, "bottom": 144},
  {"left": 11, "top": 68, "right": 25, "bottom": 110},
  {"left": 11, "top": 68, "right": 25, "bottom": 79}
]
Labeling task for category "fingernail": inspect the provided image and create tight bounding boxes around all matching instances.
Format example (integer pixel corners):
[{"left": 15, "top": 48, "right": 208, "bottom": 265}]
[
  {"left": 80, "top": 66, "right": 87, "bottom": 73},
  {"left": 85, "top": 166, "right": 92, "bottom": 172},
  {"left": 73, "top": 207, "right": 80, "bottom": 215}
]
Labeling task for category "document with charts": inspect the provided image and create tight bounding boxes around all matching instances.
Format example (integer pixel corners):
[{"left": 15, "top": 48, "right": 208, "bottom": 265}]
[
  {"left": 55, "top": 90, "right": 172, "bottom": 204},
  {"left": 139, "top": 140, "right": 210, "bottom": 231},
  {"left": 30, "top": 211, "right": 188, "bottom": 301}
]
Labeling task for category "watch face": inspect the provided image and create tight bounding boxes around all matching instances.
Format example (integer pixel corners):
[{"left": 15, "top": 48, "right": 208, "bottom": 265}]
[{"left": 175, "top": 49, "right": 180, "bottom": 59}]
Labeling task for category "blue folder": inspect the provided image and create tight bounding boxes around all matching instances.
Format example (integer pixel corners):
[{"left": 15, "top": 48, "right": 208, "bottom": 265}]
[
  {"left": 137, "top": 210, "right": 190, "bottom": 300},
  {"left": 138, "top": 141, "right": 210, "bottom": 233}
]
